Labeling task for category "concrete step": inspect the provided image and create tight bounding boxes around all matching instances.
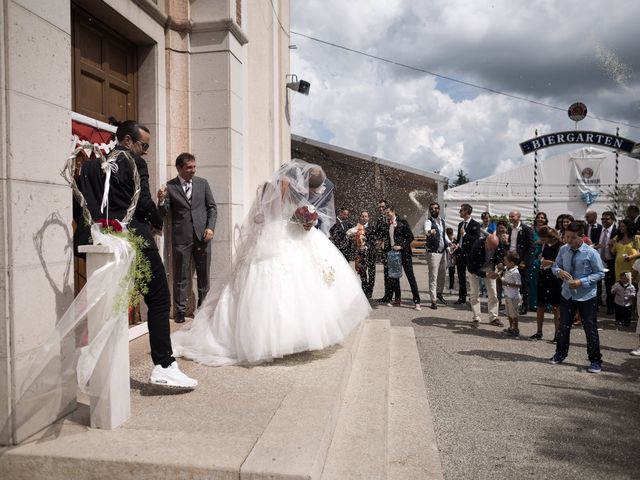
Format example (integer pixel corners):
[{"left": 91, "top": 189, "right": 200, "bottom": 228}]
[
  {"left": 0, "top": 321, "right": 365, "bottom": 480},
  {"left": 388, "top": 327, "right": 444, "bottom": 480},
  {"left": 321, "top": 319, "right": 391, "bottom": 480},
  {"left": 0, "top": 321, "right": 445, "bottom": 480},
  {"left": 239, "top": 321, "right": 365, "bottom": 480}
]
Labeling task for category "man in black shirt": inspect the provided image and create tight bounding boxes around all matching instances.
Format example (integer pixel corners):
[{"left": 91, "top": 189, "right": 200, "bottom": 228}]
[{"left": 77, "top": 120, "right": 197, "bottom": 389}]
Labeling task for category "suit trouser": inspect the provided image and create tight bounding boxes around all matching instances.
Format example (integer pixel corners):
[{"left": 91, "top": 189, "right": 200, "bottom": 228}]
[
  {"left": 456, "top": 254, "right": 468, "bottom": 301},
  {"left": 468, "top": 272, "right": 498, "bottom": 321},
  {"left": 358, "top": 253, "right": 376, "bottom": 298},
  {"left": 603, "top": 259, "right": 615, "bottom": 312},
  {"left": 381, "top": 250, "right": 393, "bottom": 300},
  {"left": 144, "top": 249, "right": 175, "bottom": 367},
  {"left": 389, "top": 252, "right": 421, "bottom": 304},
  {"left": 448, "top": 266, "right": 456, "bottom": 290},
  {"left": 173, "top": 234, "right": 211, "bottom": 314},
  {"left": 596, "top": 279, "right": 603, "bottom": 306},
  {"left": 426, "top": 252, "right": 446, "bottom": 302},
  {"left": 518, "top": 266, "right": 529, "bottom": 307}
]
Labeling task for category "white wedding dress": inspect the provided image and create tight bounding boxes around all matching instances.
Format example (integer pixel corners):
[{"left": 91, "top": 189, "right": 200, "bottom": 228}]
[{"left": 171, "top": 160, "right": 370, "bottom": 366}]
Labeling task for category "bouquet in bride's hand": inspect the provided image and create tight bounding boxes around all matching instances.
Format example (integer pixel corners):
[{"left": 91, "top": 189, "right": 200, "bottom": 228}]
[{"left": 291, "top": 204, "right": 319, "bottom": 231}]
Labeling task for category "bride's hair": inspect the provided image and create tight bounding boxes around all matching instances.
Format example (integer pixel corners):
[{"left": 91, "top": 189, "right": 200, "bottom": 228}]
[{"left": 307, "top": 166, "right": 326, "bottom": 189}]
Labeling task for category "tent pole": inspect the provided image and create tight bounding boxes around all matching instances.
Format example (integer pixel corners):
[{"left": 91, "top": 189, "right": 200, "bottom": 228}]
[
  {"left": 533, "top": 129, "right": 539, "bottom": 216},
  {"left": 614, "top": 150, "right": 620, "bottom": 217}
]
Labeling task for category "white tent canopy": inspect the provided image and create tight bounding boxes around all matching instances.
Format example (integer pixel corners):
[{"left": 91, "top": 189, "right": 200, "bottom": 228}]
[{"left": 444, "top": 146, "right": 640, "bottom": 229}]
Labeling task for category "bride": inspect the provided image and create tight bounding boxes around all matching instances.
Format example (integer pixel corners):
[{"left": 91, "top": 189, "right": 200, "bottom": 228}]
[{"left": 171, "top": 159, "right": 371, "bottom": 366}]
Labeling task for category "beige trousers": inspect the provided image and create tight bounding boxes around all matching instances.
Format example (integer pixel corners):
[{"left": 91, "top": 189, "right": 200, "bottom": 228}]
[{"left": 468, "top": 272, "right": 499, "bottom": 322}]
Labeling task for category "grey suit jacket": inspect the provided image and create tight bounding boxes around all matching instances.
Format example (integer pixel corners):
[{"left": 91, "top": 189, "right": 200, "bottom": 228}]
[{"left": 161, "top": 176, "right": 217, "bottom": 245}]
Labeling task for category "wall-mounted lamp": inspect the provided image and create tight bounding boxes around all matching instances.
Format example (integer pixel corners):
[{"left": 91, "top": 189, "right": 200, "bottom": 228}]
[{"left": 286, "top": 74, "right": 310, "bottom": 96}]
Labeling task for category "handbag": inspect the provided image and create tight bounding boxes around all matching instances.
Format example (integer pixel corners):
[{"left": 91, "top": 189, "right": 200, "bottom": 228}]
[{"left": 387, "top": 250, "right": 403, "bottom": 279}]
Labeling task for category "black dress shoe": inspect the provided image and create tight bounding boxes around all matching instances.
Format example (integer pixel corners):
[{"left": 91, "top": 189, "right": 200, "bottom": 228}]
[
  {"left": 376, "top": 297, "right": 391, "bottom": 303},
  {"left": 175, "top": 312, "right": 186, "bottom": 323},
  {"left": 437, "top": 294, "right": 447, "bottom": 305},
  {"left": 454, "top": 299, "right": 466, "bottom": 305},
  {"left": 430, "top": 303, "right": 437, "bottom": 310},
  {"left": 518, "top": 305, "right": 528, "bottom": 315}
]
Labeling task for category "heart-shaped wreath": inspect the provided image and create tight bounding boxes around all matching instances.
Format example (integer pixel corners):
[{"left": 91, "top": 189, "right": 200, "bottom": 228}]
[{"left": 61, "top": 145, "right": 151, "bottom": 308}]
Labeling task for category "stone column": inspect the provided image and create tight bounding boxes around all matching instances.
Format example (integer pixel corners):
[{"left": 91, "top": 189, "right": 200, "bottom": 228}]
[
  {"left": 0, "top": 0, "right": 75, "bottom": 445},
  {"left": 189, "top": 0, "right": 249, "bottom": 274}
]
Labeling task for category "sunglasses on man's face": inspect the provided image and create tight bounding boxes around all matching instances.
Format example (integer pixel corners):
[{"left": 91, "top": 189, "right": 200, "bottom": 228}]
[{"left": 135, "top": 140, "right": 150, "bottom": 151}]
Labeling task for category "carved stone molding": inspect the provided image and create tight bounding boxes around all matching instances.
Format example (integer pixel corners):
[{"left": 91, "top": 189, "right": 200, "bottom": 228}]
[{"left": 191, "top": 18, "right": 249, "bottom": 45}]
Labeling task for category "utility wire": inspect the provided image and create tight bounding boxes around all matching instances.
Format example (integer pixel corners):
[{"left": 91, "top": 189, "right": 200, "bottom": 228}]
[
  {"left": 291, "top": 31, "right": 640, "bottom": 130},
  {"left": 268, "top": 0, "right": 290, "bottom": 38}
]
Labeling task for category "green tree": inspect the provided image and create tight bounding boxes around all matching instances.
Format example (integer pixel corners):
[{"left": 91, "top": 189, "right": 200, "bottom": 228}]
[
  {"left": 450, "top": 169, "right": 470, "bottom": 188},
  {"left": 606, "top": 184, "right": 640, "bottom": 215}
]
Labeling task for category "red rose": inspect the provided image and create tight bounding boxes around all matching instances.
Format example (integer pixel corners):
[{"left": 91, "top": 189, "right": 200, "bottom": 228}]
[
  {"left": 294, "top": 205, "right": 319, "bottom": 224},
  {"left": 97, "top": 218, "right": 123, "bottom": 232}
]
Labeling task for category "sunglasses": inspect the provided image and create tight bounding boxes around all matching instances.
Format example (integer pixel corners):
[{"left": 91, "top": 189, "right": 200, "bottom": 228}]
[{"left": 135, "top": 140, "right": 150, "bottom": 151}]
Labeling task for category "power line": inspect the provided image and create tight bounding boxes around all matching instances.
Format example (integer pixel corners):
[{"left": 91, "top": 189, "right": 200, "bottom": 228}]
[
  {"left": 268, "top": 0, "right": 290, "bottom": 38},
  {"left": 290, "top": 31, "right": 640, "bottom": 130}
]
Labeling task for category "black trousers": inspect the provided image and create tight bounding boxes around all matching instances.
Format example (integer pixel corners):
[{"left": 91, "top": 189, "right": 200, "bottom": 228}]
[
  {"left": 381, "top": 250, "right": 393, "bottom": 301},
  {"left": 615, "top": 304, "right": 633, "bottom": 325},
  {"left": 556, "top": 296, "right": 602, "bottom": 363},
  {"left": 358, "top": 252, "right": 376, "bottom": 298},
  {"left": 603, "top": 259, "right": 616, "bottom": 312},
  {"left": 448, "top": 266, "right": 456, "bottom": 290},
  {"left": 456, "top": 254, "right": 467, "bottom": 301},
  {"left": 388, "top": 252, "right": 421, "bottom": 304},
  {"left": 144, "top": 249, "right": 175, "bottom": 367},
  {"left": 518, "top": 266, "right": 529, "bottom": 305}
]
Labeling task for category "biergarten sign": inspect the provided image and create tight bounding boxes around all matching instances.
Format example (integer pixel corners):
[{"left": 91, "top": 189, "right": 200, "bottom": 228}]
[{"left": 519, "top": 130, "right": 636, "bottom": 155}]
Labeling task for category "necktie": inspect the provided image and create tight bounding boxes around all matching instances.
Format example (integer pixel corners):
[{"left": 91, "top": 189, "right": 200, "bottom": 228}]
[
  {"left": 184, "top": 181, "right": 192, "bottom": 202},
  {"left": 600, "top": 229, "right": 609, "bottom": 260},
  {"left": 570, "top": 249, "right": 579, "bottom": 277}
]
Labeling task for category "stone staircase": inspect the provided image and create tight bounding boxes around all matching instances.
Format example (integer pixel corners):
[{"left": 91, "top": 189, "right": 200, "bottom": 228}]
[
  {"left": 0, "top": 320, "right": 443, "bottom": 479},
  {"left": 322, "top": 320, "right": 443, "bottom": 480}
]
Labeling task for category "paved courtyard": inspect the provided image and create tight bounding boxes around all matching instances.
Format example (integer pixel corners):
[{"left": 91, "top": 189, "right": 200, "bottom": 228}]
[{"left": 369, "top": 262, "right": 640, "bottom": 480}]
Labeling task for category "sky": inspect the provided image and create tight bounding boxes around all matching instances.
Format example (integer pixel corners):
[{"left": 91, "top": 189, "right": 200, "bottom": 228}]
[{"left": 289, "top": 0, "right": 640, "bottom": 182}]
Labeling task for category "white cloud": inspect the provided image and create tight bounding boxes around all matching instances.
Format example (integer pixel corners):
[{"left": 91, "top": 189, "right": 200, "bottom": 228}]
[{"left": 290, "top": 0, "right": 640, "bottom": 182}]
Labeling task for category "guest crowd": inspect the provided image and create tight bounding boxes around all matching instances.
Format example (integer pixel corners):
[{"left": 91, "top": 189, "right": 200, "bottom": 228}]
[{"left": 329, "top": 201, "right": 640, "bottom": 374}]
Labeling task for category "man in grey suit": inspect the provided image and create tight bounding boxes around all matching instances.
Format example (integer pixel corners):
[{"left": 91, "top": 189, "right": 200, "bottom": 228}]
[{"left": 158, "top": 152, "right": 217, "bottom": 323}]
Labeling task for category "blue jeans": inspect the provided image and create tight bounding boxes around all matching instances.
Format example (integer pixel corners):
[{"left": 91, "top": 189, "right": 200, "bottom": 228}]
[{"left": 555, "top": 296, "right": 602, "bottom": 363}]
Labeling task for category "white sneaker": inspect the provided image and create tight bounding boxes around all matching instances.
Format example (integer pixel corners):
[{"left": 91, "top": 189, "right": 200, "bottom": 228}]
[
  {"left": 630, "top": 348, "right": 640, "bottom": 356},
  {"left": 414, "top": 303, "right": 422, "bottom": 311},
  {"left": 150, "top": 362, "right": 198, "bottom": 388}
]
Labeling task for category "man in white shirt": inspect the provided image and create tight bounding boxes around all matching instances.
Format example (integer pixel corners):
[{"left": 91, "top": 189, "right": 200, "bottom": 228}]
[
  {"left": 423, "top": 202, "right": 449, "bottom": 310},
  {"left": 158, "top": 152, "right": 217, "bottom": 323},
  {"left": 597, "top": 211, "right": 617, "bottom": 314},
  {"left": 584, "top": 210, "right": 602, "bottom": 245}
]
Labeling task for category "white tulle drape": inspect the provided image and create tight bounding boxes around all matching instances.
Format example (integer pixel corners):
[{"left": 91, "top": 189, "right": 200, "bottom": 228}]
[{"left": 9, "top": 224, "right": 134, "bottom": 435}]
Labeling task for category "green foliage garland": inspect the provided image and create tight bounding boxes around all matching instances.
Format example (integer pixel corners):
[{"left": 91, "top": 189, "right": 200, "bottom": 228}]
[{"left": 101, "top": 227, "right": 152, "bottom": 311}]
